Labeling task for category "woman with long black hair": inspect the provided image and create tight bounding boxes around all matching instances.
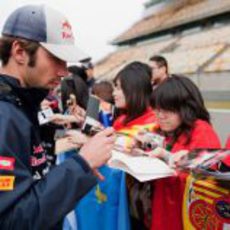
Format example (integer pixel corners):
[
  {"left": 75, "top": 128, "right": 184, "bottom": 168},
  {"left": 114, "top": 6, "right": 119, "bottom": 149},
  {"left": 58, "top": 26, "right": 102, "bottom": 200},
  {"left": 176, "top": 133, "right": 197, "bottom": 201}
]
[{"left": 113, "top": 61, "right": 157, "bottom": 230}]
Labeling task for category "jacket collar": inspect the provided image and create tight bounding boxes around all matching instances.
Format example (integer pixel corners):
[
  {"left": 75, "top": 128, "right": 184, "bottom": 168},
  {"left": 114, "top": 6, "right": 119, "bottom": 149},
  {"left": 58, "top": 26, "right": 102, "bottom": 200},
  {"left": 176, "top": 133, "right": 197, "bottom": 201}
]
[{"left": 0, "top": 74, "right": 49, "bottom": 109}]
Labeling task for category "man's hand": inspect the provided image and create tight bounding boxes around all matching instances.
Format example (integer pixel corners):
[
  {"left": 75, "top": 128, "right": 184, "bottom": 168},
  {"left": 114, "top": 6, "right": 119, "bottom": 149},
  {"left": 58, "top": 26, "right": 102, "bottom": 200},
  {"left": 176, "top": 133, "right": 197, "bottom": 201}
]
[
  {"left": 55, "top": 137, "right": 80, "bottom": 154},
  {"left": 65, "top": 130, "right": 89, "bottom": 147},
  {"left": 79, "top": 128, "right": 115, "bottom": 169}
]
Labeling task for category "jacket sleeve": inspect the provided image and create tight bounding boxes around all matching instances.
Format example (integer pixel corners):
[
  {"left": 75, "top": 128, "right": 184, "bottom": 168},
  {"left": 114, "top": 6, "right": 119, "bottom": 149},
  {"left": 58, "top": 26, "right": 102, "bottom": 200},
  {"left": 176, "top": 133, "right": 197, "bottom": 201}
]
[{"left": 0, "top": 102, "right": 97, "bottom": 229}]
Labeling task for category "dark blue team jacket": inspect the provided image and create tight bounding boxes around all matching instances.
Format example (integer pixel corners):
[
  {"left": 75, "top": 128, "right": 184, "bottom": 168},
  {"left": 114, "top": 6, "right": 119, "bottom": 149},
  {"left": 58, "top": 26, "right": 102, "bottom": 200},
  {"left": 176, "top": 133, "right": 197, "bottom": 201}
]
[{"left": 0, "top": 75, "right": 97, "bottom": 229}]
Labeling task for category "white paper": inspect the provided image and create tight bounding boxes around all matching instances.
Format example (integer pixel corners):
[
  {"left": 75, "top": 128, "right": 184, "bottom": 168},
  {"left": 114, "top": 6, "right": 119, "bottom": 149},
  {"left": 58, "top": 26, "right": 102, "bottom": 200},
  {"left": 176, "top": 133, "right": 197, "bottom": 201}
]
[
  {"left": 108, "top": 150, "right": 176, "bottom": 182},
  {"left": 38, "top": 108, "right": 54, "bottom": 125}
]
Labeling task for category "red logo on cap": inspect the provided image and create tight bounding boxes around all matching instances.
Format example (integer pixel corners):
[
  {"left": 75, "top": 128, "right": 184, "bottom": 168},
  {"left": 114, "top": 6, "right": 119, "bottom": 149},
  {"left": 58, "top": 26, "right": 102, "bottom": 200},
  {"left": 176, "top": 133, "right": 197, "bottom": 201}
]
[{"left": 62, "top": 20, "right": 73, "bottom": 40}]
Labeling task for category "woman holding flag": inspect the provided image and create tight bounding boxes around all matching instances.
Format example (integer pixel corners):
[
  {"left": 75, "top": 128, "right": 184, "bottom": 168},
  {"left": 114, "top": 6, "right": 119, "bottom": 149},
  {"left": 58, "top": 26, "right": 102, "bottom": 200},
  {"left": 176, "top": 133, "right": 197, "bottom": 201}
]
[
  {"left": 77, "top": 61, "right": 157, "bottom": 230},
  {"left": 113, "top": 61, "right": 158, "bottom": 230},
  {"left": 149, "top": 75, "right": 223, "bottom": 230}
]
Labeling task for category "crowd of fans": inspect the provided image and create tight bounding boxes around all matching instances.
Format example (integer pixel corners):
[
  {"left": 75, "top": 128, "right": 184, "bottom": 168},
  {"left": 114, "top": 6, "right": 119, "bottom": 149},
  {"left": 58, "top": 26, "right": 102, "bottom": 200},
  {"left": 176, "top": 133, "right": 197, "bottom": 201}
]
[{"left": 0, "top": 4, "right": 229, "bottom": 230}]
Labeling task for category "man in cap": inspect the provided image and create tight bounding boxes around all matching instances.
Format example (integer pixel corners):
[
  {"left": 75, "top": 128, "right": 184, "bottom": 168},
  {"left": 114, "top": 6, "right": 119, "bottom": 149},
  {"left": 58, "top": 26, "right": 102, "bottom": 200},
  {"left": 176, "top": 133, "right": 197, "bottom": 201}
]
[
  {"left": 149, "top": 55, "right": 169, "bottom": 89},
  {"left": 0, "top": 4, "right": 115, "bottom": 229},
  {"left": 82, "top": 60, "right": 96, "bottom": 89},
  {"left": 68, "top": 59, "right": 96, "bottom": 90}
]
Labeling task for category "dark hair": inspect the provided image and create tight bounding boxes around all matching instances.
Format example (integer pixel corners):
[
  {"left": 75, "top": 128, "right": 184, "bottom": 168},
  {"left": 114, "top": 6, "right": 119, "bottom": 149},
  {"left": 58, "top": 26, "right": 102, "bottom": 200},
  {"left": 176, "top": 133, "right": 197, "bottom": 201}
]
[
  {"left": 0, "top": 36, "right": 39, "bottom": 66},
  {"left": 92, "top": 81, "right": 114, "bottom": 104},
  {"left": 82, "top": 61, "right": 94, "bottom": 70},
  {"left": 151, "top": 75, "right": 210, "bottom": 144},
  {"left": 149, "top": 55, "right": 168, "bottom": 74},
  {"left": 113, "top": 61, "right": 152, "bottom": 124},
  {"left": 67, "top": 65, "right": 88, "bottom": 83},
  {"left": 61, "top": 75, "right": 89, "bottom": 111}
]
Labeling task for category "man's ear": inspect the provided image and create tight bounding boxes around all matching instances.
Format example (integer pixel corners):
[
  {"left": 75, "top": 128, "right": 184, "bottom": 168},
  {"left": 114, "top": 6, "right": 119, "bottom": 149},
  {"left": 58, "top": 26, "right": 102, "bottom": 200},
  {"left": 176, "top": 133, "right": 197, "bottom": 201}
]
[
  {"left": 162, "top": 66, "right": 167, "bottom": 74},
  {"left": 11, "top": 40, "right": 28, "bottom": 65}
]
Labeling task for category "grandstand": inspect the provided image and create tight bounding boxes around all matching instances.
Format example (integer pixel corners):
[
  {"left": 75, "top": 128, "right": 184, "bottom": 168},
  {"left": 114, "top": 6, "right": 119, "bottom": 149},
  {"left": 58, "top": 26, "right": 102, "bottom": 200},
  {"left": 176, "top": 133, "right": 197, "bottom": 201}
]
[{"left": 95, "top": 0, "right": 230, "bottom": 144}]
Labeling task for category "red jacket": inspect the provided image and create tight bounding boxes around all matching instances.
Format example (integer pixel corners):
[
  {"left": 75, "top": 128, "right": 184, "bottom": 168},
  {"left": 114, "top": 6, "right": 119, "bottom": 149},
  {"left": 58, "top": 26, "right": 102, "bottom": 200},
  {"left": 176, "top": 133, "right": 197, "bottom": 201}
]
[
  {"left": 113, "top": 108, "right": 157, "bottom": 228},
  {"left": 113, "top": 108, "right": 158, "bottom": 152},
  {"left": 171, "top": 119, "right": 221, "bottom": 152},
  {"left": 222, "top": 136, "right": 230, "bottom": 167},
  {"left": 151, "top": 119, "right": 221, "bottom": 230},
  {"left": 113, "top": 107, "right": 157, "bottom": 131}
]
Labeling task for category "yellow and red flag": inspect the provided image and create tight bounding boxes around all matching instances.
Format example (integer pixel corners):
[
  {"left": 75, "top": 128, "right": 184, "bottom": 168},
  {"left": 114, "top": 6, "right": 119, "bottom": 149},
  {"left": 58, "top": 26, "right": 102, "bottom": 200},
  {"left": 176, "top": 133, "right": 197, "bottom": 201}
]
[{"left": 183, "top": 176, "right": 230, "bottom": 230}]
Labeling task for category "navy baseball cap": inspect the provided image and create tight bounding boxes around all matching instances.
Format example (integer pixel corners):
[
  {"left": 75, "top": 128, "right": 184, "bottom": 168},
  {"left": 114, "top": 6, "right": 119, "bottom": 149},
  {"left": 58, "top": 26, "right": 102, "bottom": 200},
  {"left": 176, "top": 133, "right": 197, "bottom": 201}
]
[{"left": 2, "top": 4, "right": 89, "bottom": 63}]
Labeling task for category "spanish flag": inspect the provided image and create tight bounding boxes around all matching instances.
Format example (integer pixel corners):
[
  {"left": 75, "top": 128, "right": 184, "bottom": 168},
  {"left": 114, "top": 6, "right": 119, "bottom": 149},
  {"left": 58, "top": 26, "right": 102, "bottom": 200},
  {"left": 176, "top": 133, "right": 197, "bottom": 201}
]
[{"left": 183, "top": 176, "right": 230, "bottom": 230}]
